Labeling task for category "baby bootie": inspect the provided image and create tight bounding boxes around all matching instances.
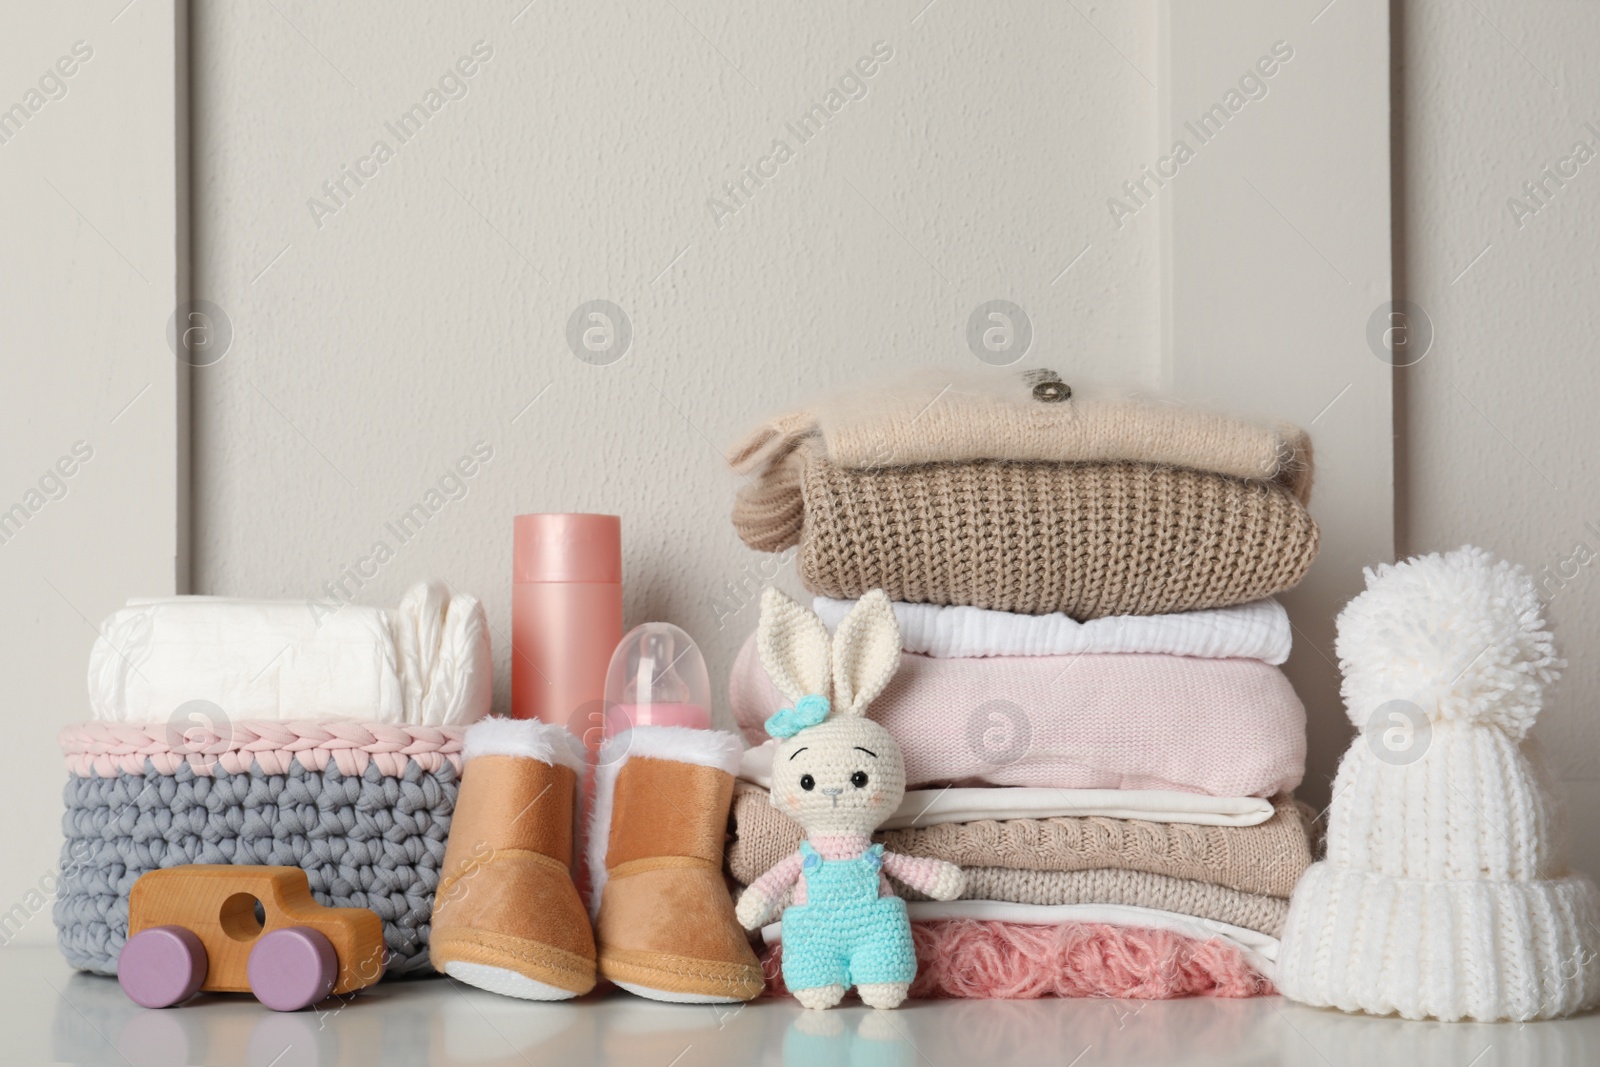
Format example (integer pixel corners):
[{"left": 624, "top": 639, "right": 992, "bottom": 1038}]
[
  {"left": 430, "top": 718, "right": 596, "bottom": 999},
  {"left": 589, "top": 725, "right": 765, "bottom": 1003}
]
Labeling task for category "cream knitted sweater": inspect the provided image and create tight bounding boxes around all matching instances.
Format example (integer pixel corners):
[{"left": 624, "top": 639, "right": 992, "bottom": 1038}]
[{"left": 729, "top": 368, "right": 1313, "bottom": 499}]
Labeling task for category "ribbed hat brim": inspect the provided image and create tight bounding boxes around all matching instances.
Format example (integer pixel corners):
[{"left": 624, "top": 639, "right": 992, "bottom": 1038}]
[{"left": 1277, "top": 863, "right": 1600, "bottom": 1021}]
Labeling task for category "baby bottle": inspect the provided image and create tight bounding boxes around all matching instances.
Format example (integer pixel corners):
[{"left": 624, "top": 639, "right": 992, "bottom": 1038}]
[{"left": 602, "top": 623, "right": 711, "bottom": 736}]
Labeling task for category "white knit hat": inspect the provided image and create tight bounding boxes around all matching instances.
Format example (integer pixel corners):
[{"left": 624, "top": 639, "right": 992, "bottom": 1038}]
[{"left": 1276, "top": 546, "right": 1600, "bottom": 1022}]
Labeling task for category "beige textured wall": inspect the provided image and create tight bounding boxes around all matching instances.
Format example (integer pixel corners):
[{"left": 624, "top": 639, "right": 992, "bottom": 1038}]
[
  {"left": 1394, "top": 1, "right": 1600, "bottom": 878},
  {"left": 187, "top": 0, "right": 1600, "bottom": 885},
  {"left": 189, "top": 1, "right": 1160, "bottom": 725}
]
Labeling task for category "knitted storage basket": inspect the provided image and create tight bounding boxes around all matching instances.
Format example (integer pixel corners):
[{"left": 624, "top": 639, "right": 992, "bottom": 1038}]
[{"left": 55, "top": 720, "right": 464, "bottom": 978}]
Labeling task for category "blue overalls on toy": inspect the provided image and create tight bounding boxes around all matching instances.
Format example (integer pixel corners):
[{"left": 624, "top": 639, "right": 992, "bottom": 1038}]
[{"left": 780, "top": 842, "right": 917, "bottom": 992}]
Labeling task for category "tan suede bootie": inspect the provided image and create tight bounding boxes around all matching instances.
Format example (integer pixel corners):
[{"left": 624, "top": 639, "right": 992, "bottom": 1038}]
[
  {"left": 590, "top": 726, "right": 765, "bottom": 1003},
  {"left": 430, "top": 718, "right": 596, "bottom": 999}
]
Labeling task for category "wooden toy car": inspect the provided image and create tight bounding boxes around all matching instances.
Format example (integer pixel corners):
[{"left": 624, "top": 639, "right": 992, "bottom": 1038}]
[{"left": 117, "top": 865, "right": 386, "bottom": 1011}]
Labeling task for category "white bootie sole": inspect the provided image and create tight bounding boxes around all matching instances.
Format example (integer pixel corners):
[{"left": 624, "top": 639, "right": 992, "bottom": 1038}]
[
  {"left": 613, "top": 980, "right": 744, "bottom": 1005},
  {"left": 445, "top": 961, "right": 581, "bottom": 1002}
]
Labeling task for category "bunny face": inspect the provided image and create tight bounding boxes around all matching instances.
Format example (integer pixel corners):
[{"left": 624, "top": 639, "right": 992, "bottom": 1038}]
[
  {"left": 757, "top": 587, "right": 906, "bottom": 836},
  {"left": 771, "top": 717, "right": 906, "bottom": 835}
]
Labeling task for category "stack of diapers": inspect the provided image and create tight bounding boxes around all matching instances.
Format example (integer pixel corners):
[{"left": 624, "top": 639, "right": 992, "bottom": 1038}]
[
  {"left": 726, "top": 368, "right": 1321, "bottom": 1000},
  {"left": 55, "top": 580, "right": 490, "bottom": 978}
]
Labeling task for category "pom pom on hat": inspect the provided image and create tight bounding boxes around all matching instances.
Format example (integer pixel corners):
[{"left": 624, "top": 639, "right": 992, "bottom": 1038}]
[{"left": 1334, "top": 545, "right": 1562, "bottom": 740}]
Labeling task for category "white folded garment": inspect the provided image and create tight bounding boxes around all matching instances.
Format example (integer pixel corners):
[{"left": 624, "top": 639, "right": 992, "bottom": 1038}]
[
  {"left": 761, "top": 901, "right": 1279, "bottom": 977},
  {"left": 88, "top": 580, "right": 491, "bottom": 726},
  {"left": 813, "top": 595, "right": 1292, "bottom": 664},
  {"left": 737, "top": 742, "right": 1276, "bottom": 827},
  {"left": 878, "top": 788, "right": 1276, "bottom": 830}
]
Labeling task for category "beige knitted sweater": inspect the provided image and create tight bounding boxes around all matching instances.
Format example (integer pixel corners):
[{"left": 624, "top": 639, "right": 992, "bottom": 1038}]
[
  {"left": 899, "top": 868, "right": 1291, "bottom": 937},
  {"left": 735, "top": 865, "right": 1290, "bottom": 937},
  {"left": 727, "top": 784, "right": 1314, "bottom": 898},
  {"left": 734, "top": 445, "right": 1319, "bottom": 618},
  {"left": 729, "top": 368, "right": 1313, "bottom": 499}
]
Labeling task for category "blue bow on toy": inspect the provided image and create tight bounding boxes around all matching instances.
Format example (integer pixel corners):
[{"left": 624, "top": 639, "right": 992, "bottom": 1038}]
[{"left": 765, "top": 693, "right": 830, "bottom": 739}]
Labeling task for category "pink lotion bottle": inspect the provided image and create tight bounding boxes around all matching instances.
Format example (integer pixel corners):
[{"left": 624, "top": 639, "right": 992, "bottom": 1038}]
[
  {"left": 511, "top": 513, "right": 623, "bottom": 756},
  {"left": 602, "top": 623, "right": 711, "bottom": 737}
]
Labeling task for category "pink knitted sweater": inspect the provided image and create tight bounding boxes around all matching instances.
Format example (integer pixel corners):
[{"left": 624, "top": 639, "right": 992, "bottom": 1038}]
[{"left": 730, "top": 638, "right": 1306, "bottom": 797}]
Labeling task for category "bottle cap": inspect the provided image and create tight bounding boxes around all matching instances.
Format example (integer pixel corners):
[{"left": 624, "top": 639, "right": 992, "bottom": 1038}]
[
  {"left": 603, "top": 622, "right": 711, "bottom": 736},
  {"left": 513, "top": 513, "right": 621, "bottom": 583}
]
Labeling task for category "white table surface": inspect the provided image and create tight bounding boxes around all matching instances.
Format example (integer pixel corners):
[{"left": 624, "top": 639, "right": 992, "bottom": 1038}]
[{"left": 9, "top": 945, "right": 1600, "bottom": 1066}]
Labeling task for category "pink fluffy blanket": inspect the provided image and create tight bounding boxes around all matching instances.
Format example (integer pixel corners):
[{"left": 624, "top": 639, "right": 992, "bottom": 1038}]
[
  {"left": 760, "top": 920, "right": 1273, "bottom": 1000},
  {"left": 730, "top": 636, "right": 1305, "bottom": 797}
]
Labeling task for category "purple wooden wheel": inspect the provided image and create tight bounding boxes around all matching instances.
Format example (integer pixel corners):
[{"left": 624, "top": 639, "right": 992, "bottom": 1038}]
[
  {"left": 247, "top": 927, "right": 338, "bottom": 1012},
  {"left": 118, "top": 925, "right": 208, "bottom": 1008}
]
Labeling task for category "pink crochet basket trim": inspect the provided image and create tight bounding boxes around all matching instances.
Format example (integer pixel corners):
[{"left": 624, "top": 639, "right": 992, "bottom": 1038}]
[
  {"left": 761, "top": 919, "right": 1274, "bottom": 1000},
  {"left": 59, "top": 720, "right": 467, "bottom": 778}
]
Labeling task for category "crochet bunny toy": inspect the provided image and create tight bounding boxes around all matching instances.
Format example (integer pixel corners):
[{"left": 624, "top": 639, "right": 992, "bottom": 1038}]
[{"left": 734, "top": 588, "right": 964, "bottom": 1009}]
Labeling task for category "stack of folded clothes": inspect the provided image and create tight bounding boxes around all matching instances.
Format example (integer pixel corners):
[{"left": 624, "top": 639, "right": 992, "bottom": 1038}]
[{"left": 723, "top": 368, "right": 1321, "bottom": 1000}]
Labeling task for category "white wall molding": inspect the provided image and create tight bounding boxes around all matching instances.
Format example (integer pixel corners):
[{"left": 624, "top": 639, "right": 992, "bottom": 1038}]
[
  {"left": 0, "top": 0, "right": 187, "bottom": 945},
  {"left": 1159, "top": 0, "right": 1394, "bottom": 807}
]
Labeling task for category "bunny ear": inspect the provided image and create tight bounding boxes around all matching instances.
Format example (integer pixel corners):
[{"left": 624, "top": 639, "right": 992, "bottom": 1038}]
[
  {"left": 832, "top": 590, "right": 901, "bottom": 717},
  {"left": 757, "top": 587, "right": 833, "bottom": 704}
]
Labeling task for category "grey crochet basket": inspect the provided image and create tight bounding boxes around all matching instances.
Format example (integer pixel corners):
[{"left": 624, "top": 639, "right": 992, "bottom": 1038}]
[{"left": 54, "top": 722, "right": 462, "bottom": 978}]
